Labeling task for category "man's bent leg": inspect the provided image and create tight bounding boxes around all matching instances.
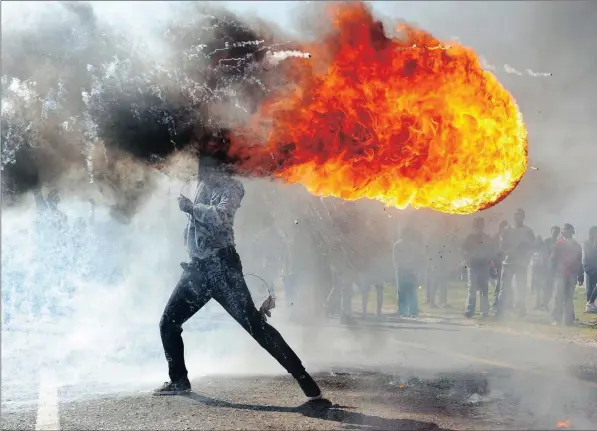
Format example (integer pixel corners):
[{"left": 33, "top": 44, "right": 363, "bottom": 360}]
[
  {"left": 217, "top": 273, "right": 305, "bottom": 376},
  {"left": 159, "top": 269, "right": 211, "bottom": 385},
  {"left": 215, "top": 250, "right": 322, "bottom": 399}
]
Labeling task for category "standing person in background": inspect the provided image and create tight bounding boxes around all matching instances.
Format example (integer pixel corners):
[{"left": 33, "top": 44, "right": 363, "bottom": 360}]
[
  {"left": 495, "top": 208, "right": 535, "bottom": 319},
  {"left": 583, "top": 226, "right": 597, "bottom": 313},
  {"left": 530, "top": 235, "right": 549, "bottom": 310},
  {"left": 541, "top": 226, "right": 561, "bottom": 311},
  {"left": 551, "top": 223, "right": 584, "bottom": 325},
  {"left": 393, "top": 227, "right": 425, "bottom": 317},
  {"left": 490, "top": 220, "right": 508, "bottom": 313},
  {"left": 462, "top": 217, "right": 494, "bottom": 318}
]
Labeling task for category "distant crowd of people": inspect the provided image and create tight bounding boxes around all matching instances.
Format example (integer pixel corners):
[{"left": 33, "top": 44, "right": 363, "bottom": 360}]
[
  {"left": 455, "top": 208, "right": 595, "bottom": 325},
  {"left": 321, "top": 207, "right": 597, "bottom": 326},
  {"left": 3, "top": 186, "right": 596, "bottom": 330}
]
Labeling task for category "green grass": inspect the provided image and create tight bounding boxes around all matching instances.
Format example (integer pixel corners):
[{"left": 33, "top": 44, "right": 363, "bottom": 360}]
[{"left": 357, "top": 281, "right": 597, "bottom": 339}]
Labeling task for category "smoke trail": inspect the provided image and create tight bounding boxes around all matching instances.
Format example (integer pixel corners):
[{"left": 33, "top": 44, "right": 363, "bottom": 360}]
[{"left": 1, "top": 2, "right": 287, "bottom": 218}]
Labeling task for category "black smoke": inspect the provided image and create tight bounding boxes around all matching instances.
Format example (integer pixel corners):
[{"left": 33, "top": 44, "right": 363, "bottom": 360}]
[{"left": 1, "top": 1, "right": 276, "bottom": 216}]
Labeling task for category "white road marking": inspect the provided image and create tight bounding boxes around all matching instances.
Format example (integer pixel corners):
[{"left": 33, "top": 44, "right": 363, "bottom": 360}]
[{"left": 35, "top": 369, "right": 60, "bottom": 430}]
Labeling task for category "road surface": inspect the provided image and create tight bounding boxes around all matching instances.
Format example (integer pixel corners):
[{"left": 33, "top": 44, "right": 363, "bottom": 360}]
[{"left": 2, "top": 314, "right": 596, "bottom": 430}]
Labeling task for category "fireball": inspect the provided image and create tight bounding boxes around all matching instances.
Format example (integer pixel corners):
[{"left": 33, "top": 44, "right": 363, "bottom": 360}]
[{"left": 230, "top": 2, "right": 528, "bottom": 215}]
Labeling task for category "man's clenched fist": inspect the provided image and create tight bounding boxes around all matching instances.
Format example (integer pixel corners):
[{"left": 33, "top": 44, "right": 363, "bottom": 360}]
[
  {"left": 259, "top": 296, "right": 276, "bottom": 321},
  {"left": 178, "top": 195, "right": 193, "bottom": 214}
]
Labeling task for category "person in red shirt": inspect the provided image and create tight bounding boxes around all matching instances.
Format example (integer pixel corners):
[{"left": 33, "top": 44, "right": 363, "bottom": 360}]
[{"left": 550, "top": 223, "right": 584, "bottom": 325}]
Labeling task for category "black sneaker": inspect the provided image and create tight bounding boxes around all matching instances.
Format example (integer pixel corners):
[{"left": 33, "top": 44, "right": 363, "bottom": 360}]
[
  {"left": 296, "top": 373, "right": 322, "bottom": 400},
  {"left": 153, "top": 379, "right": 191, "bottom": 396}
]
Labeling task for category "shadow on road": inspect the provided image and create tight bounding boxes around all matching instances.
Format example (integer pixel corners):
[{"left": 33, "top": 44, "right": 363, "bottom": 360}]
[{"left": 184, "top": 393, "right": 450, "bottom": 430}]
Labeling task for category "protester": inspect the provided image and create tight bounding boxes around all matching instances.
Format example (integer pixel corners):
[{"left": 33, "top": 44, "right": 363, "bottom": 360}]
[
  {"left": 495, "top": 208, "right": 535, "bottom": 318},
  {"left": 154, "top": 132, "right": 321, "bottom": 399},
  {"left": 583, "top": 225, "right": 597, "bottom": 313},
  {"left": 462, "top": 217, "right": 494, "bottom": 318}
]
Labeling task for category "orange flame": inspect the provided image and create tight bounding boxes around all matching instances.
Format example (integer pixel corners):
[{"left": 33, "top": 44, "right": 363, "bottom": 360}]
[
  {"left": 556, "top": 420, "right": 570, "bottom": 428},
  {"left": 230, "top": 2, "right": 528, "bottom": 215}
]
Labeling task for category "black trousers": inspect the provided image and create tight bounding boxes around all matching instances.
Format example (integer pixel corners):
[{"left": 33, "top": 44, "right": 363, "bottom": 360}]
[
  {"left": 160, "top": 247, "right": 305, "bottom": 382},
  {"left": 587, "top": 271, "right": 597, "bottom": 304}
]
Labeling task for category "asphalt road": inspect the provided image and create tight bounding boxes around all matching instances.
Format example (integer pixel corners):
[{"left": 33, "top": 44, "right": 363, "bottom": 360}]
[{"left": 2, "top": 314, "right": 597, "bottom": 430}]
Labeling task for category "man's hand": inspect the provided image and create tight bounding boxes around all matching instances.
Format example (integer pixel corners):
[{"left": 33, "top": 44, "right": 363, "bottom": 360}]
[
  {"left": 259, "top": 296, "right": 276, "bottom": 321},
  {"left": 178, "top": 195, "right": 193, "bottom": 214}
]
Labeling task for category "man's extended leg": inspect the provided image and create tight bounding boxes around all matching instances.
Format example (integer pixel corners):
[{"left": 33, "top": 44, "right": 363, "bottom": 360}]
[
  {"left": 216, "top": 249, "right": 322, "bottom": 400},
  {"left": 156, "top": 268, "right": 212, "bottom": 394}
]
